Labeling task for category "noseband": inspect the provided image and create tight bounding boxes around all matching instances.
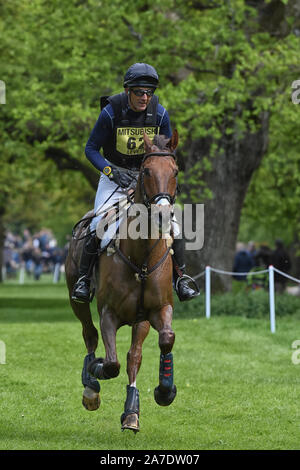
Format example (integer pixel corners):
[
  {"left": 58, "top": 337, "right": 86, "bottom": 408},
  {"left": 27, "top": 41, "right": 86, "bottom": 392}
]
[{"left": 140, "top": 151, "right": 177, "bottom": 209}]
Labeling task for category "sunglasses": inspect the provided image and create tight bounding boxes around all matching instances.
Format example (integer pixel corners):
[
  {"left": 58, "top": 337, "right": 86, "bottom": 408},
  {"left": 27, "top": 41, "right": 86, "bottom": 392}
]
[{"left": 131, "top": 89, "right": 155, "bottom": 97}]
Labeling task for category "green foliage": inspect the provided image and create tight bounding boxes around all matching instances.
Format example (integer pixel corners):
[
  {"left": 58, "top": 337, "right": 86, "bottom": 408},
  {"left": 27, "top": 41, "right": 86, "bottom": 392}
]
[
  {"left": 174, "top": 286, "right": 300, "bottom": 320},
  {"left": 240, "top": 85, "right": 300, "bottom": 244},
  {"left": 1, "top": 0, "right": 300, "bottom": 245}
]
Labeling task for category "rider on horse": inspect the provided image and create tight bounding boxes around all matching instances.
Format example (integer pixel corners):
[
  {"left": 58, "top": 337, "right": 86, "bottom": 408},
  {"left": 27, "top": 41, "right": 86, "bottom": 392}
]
[{"left": 72, "top": 63, "right": 199, "bottom": 304}]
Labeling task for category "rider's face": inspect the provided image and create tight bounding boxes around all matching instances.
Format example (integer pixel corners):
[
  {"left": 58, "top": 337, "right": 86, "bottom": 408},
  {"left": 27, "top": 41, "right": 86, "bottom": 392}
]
[{"left": 127, "top": 87, "right": 154, "bottom": 112}]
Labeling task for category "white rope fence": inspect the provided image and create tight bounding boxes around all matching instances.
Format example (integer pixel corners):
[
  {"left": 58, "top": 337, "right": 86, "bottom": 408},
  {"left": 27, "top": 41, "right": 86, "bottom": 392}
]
[
  {"left": 5, "top": 260, "right": 300, "bottom": 334},
  {"left": 200, "top": 265, "right": 300, "bottom": 333}
]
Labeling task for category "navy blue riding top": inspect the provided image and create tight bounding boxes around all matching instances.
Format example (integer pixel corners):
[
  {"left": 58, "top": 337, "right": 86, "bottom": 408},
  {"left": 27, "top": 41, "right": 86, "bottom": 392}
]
[{"left": 85, "top": 101, "right": 172, "bottom": 172}]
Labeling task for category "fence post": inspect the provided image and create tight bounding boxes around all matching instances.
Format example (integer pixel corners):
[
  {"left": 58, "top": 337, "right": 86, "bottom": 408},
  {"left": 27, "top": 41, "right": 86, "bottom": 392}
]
[
  {"left": 269, "top": 265, "right": 276, "bottom": 333},
  {"left": 205, "top": 266, "right": 211, "bottom": 319},
  {"left": 19, "top": 263, "right": 25, "bottom": 284},
  {"left": 53, "top": 263, "right": 61, "bottom": 283},
  {"left": 0, "top": 340, "right": 6, "bottom": 364}
]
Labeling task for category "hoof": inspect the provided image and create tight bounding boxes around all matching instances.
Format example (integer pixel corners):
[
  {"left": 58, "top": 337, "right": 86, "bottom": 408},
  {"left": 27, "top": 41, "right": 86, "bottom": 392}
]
[
  {"left": 121, "top": 413, "right": 139, "bottom": 433},
  {"left": 82, "top": 386, "right": 100, "bottom": 411},
  {"left": 154, "top": 384, "right": 177, "bottom": 406}
]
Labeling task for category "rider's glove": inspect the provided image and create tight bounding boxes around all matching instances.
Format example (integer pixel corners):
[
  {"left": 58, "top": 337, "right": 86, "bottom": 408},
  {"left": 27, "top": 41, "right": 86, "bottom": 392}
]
[{"left": 103, "top": 165, "right": 137, "bottom": 189}]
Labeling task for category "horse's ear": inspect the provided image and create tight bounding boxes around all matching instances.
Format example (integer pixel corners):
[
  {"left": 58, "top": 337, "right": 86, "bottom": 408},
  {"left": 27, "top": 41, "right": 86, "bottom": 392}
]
[
  {"left": 143, "top": 132, "right": 153, "bottom": 154},
  {"left": 167, "top": 129, "right": 179, "bottom": 152}
]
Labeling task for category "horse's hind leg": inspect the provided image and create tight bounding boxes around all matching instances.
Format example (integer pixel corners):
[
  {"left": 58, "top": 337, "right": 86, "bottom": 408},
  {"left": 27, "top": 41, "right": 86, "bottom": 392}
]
[
  {"left": 149, "top": 305, "right": 177, "bottom": 406},
  {"left": 65, "top": 238, "right": 100, "bottom": 410},
  {"left": 88, "top": 306, "right": 121, "bottom": 380},
  {"left": 69, "top": 297, "right": 100, "bottom": 411},
  {"left": 121, "top": 321, "right": 150, "bottom": 433}
]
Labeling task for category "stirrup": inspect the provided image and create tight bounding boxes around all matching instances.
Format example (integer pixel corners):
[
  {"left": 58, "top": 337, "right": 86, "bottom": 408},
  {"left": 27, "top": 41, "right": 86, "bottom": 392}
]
[
  {"left": 72, "top": 288, "right": 95, "bottom": 304},
  {"left": 175, "top": 274, "right": 200, "bottom": 294},
  {"left": 71, "top": 276, "right": 95, "bottom": 304}
]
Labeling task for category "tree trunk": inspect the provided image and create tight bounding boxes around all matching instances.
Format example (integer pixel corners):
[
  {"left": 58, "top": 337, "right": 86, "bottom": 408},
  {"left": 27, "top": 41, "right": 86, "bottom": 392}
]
[{"left": 180, "top": 111, "right": 269, "bottom": 291}]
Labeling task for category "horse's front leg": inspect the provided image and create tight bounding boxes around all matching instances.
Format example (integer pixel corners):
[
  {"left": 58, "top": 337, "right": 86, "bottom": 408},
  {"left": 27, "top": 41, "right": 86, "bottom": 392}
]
[
  {"left": 121, "top": 321, "right": 150, "bottom": 433},
  {"left": 149, "top": 305, "right": 177, "bottom": 406}
]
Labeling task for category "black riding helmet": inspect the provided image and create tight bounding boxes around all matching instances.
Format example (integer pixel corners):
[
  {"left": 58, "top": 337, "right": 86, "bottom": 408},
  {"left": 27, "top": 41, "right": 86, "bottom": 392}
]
[{"left": 123, "top": 63, "right": 159, "bottom": 88}]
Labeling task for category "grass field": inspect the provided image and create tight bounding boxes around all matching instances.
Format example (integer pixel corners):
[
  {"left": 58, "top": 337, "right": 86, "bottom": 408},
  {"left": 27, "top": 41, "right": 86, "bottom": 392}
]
[{"left": 1, "top": 276, "right": 300, "bottom": 450}]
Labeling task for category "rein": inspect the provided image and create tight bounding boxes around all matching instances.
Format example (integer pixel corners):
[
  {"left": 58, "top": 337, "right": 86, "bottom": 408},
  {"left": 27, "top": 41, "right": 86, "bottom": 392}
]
[{"left": 72, "top": 185, "right": 124, "bottom": 241}]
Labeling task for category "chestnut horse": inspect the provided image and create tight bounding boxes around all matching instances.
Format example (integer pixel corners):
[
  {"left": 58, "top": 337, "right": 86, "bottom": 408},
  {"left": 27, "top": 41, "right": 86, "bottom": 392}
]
[{"left": 65, "top": 131, "right": 179, "bottom": 433}]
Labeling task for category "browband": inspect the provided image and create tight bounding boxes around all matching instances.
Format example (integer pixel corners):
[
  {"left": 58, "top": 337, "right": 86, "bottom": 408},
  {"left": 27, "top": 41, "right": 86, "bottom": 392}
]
[{"left": 142, "top": 151, "right": 176, "bottom": 163}]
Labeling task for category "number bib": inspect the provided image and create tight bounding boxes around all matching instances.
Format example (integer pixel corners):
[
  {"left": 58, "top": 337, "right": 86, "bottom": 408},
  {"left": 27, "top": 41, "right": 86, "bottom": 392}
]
[{"left": 116, "top": 126, "right": 159, "bottom": 156}]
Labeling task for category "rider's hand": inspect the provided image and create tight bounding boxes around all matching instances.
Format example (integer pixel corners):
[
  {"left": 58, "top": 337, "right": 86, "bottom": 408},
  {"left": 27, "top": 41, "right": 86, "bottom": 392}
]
[{"left": 104, "top": 165, "right": 137, "bottom": 189}]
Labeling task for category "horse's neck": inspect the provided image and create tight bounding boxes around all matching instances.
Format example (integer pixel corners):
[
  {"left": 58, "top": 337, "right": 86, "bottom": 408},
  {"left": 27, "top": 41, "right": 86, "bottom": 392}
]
[
  {"left": 120, "top": 187, "right": 166, "bottom": 267},
  {"left": 120, "top": 221, "right": 166, "bottom": 268}
]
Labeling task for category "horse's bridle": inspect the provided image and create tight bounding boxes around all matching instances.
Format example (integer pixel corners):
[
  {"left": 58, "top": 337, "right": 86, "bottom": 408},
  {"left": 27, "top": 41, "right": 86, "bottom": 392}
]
[{"left": 140, "top": 151, "right": 177, "bottom": 209}]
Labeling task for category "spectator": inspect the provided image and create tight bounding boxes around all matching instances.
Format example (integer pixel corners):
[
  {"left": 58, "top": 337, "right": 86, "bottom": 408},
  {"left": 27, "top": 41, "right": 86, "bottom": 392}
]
[
  {"left": 3, "top": 241, "right": 19, "bottom": 277},
  {"left": 31, "top": 247, "right": 43, "bottom": 280},
  {"left": 21, "top": 240, "right": 34, "bottom": 276},
  {"left": 247, "top": 241, "right": 257, "bottom": 259},
  {"left": 272, "top": 239, "right": 291, "bottom": 293},
  {"left": 233, "top": 242, "right": 255, "bottom": 281},
  {"left": 254, "top": 244, "right": 272, "bottom": 268}
]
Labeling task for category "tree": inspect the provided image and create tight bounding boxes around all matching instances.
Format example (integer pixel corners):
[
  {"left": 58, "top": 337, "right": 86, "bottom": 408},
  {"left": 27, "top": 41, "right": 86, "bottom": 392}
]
[
  {"left": 239, "top": 70, "right": 300, "bottom": 276},
  {"left": 161, "top": 0, "right": 300, "bottom": 289},
  {"left": 1, "top": 0, "right": 299, "bottom": 290}
]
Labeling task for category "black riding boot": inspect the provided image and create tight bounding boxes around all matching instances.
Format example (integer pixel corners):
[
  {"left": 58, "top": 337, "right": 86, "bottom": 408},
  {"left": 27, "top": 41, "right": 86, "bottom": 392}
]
[
  {"left": 71, "top": 231, "right": 99, "bottom": 303},
  {"left": 172, "top": 238, "right": 200, "bottom": 302}
]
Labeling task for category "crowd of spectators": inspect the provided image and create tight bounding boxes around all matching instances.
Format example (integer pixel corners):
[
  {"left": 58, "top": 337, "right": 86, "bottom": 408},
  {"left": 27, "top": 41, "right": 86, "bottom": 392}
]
[
  {"left": 232, "top": 239, "right": 292, "bottom": 292},
  {"left": 2, "top": 230, "right": 295, "bottom": 292},
  {"left": 3, "top": 228, "right": 69, "bottom": 281}
]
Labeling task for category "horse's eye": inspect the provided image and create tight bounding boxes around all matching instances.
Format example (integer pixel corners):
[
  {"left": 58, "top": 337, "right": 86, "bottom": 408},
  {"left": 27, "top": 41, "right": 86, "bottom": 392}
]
[
  {"left": 144, "top": 168, "right": 151, "bottom": 177},
  {"left": 174, "top": 169, "right": 178, "bottom": 177}
]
